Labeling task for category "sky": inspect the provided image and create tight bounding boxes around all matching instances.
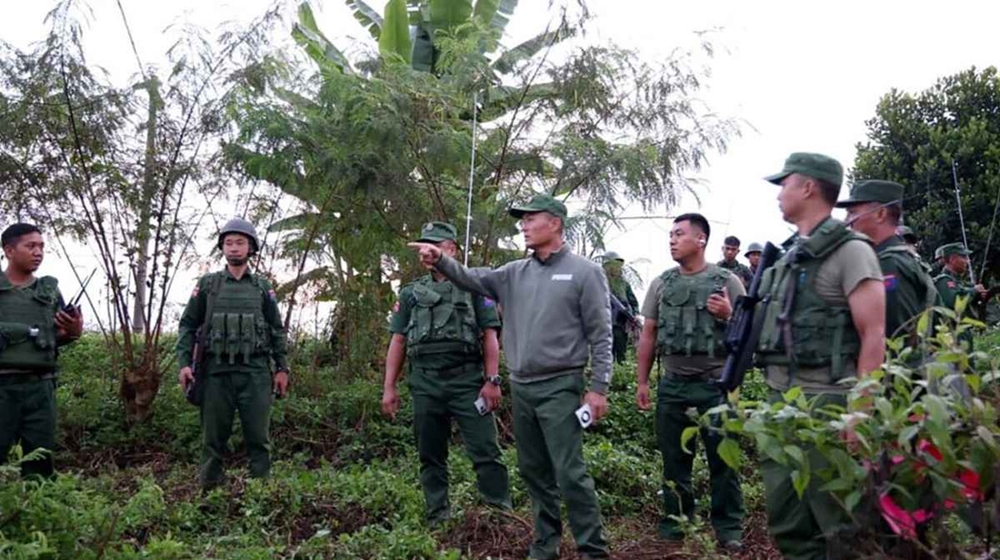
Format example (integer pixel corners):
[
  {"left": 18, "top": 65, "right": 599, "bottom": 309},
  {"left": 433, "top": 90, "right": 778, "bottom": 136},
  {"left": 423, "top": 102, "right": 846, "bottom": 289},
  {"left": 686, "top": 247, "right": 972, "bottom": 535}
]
[{"left": 2, "top": 0, "right": 999, "bottom": 315}]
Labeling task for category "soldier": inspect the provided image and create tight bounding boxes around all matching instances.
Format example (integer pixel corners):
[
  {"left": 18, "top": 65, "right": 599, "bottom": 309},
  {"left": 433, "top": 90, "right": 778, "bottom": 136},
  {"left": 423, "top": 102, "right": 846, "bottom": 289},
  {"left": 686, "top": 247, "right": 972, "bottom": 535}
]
[
  {"left": 744, "top": 242, "right": 764, "bottom": 276},
  {"left": 408, "top": 194, "right": 611, "bottom": 560},
  {"left": 930, "top": 245, "right": 946, "bottom": 277},
  {"left": 601, "top": 251, "right": 639, "bottom": 364},
  {"left": 634, "top": 213, "right": 746, "bottom": 550},
  {"left": 177, "top": 218, "right": 289, "bottom": 491},
  {"left": 381, "top": 221, "right": 511, "bottom": 525},
  {"left": 934, "top": 243, "right": 988, "bottom": 349},
  {"left": 837, "top": 180, "right": 939, "bottom": 339},
  {"left": 757, "top": 153, "right": 886, "bottom": 560},
  {"left": 717, "top": 236, "right": 753, "bottom": 286},
  {"left": 0, "top": 223, "right": 83, "bottom": 478}
]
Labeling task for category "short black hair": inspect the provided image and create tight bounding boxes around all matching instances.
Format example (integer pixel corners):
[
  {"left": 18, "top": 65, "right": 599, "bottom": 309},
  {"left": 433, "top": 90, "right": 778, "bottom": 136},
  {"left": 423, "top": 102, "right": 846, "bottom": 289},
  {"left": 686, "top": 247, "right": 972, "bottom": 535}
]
[
  {"left": 2, "top": 223, "right": 41, "bottom": 248},
  {"left": 723, "top": 235, "right": 740, "bottom": 247},
  {"left": 674, "top": 213, "right": 711, "bottom": 241}
]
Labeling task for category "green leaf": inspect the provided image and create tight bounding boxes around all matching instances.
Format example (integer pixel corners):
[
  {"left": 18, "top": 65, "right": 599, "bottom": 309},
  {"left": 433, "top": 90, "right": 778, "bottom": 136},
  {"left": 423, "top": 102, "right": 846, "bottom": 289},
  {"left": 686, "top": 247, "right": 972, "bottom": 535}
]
[
  {"left": 845, "top": 490, "right": 862, "bottom": 512},
  {"left": 783, "top": 445, "right": 805, "bottom": 466},
  {"left": 345, "top": 0, "right": 384, "bottom": 39},
  {"left": 716, "top": 438, "right": 742, "bottom": 470},
  {"left": 473, "top": 0, "right": 517, "bottom": 32},
  {"left": 791, "top": 469, "right": 810, "bottom": 498},
  {"left": 897, "top": 425, "right": 920, "bottom": 449},
  {"left": 680, "top": 426, "right": 699, "bottom": 454},
  {"left": 379, "top": 0, "right": 413, "bottom": 64},
  {"left": 429, "top": 0, "right": 473, "bottom": 31},
  {"left": 492, "top": 24, "right": 574, "bottom": 74},
  {"left": 293, "top": 2, "right": 353, "bottom": 75},
  {"left": 783, "top": 386, "right": 803, "bottom": 403}
]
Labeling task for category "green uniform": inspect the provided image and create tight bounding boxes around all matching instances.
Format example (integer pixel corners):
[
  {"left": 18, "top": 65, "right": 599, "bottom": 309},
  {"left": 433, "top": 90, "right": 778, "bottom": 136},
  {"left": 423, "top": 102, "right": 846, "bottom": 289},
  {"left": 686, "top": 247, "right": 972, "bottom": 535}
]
[
  {"left": 760, "top": 153, "right": 886, "bottom": 560},
  {"left": 935, "top": 269, "right": 977, "bottom": 350},
  {"left": 435, "top": 191, "right": 612, "bottom": 560},
  {"left": 877, "top": 237, "right": 939, "bottom": 340},
  {"left": 176, "top": 269, "right": 288, "bottom": 490},
  {"left": 389, "top": 275, "right": 510, "bottom": 522},
  {"left": 0, "top": 273, "right": 70, "bottom": 478},
  {"left": 607, "top": 275, "right": 638, "bottom": 364},
  {"left": 641, "top": 265, "right": 745, "bottom": 542},
  {"left": 717, "top": 258, "right": 752, "bottom": 287}
]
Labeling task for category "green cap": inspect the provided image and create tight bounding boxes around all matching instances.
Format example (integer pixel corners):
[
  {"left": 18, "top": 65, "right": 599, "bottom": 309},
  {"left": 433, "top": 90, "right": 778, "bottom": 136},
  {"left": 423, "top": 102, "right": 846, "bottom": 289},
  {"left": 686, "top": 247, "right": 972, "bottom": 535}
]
[
  {"left": 764, "top": 152, "right": 843, "bottom": 187},
  {"left": 415, "top": 221, "right": 458, "bottom": 243},
  {"left": 509, "top": 193, "right": 568, "bottom": 221},
  {"left": 601, "top": 251, "right": 624, "bottom": 262},
  {"left": 896, "top": 225, "right": 917, "bottom": 241},
  {"left": 834, "top": 179, "right": 904, "bottom": 208},
  {"left": 939, "top": 242, "right": 970, "bottom": 258},
  {"left": 744, "top": 242, "right": 763, "bottom": 256},
  {"left": 934, "top": 245, "right": 945, "bottom": 260}
]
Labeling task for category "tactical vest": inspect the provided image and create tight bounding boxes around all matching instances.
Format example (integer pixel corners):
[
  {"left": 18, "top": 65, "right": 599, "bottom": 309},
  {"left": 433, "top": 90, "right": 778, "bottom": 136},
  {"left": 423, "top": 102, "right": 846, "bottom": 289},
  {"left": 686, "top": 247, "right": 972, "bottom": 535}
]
[
  {"left": 757, "top": 219, "right": 868, "bottom": 381},
  {"left": 0, "top": 275, "right": 60, "bottom": 371},
  {"left": 206, "top": 273, "right": 272, "bottom": 366},
  {"left": 655, "top": 265, "right": 730, "bottom": 358},
  {"left": 405, "top": 277, "right": 481, "bottom": 359}
]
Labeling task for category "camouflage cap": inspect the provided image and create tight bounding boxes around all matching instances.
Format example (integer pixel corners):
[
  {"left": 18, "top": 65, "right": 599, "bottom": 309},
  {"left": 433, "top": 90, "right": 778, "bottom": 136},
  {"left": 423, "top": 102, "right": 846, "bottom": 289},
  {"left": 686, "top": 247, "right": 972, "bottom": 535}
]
[
  {"left": 509, "top": 193, "right": 568, "bottom": 222},
  {"left": 939, "top": 242, "right": 971, "bottom": 258},
  {"left": 764, "top": 152, "right": 843, "bottom": 188},
  {"left": 744, "top": 242, "right": 764, "bottom": 256},
  {"left": 835, "top": 179, "right": 904, "bottom": 208},
  {"left": 416, "top": 221, "right": 458, "bottom": 243},
  {"left": 601, "top": 251, "right": 625, "bottom": 262}
]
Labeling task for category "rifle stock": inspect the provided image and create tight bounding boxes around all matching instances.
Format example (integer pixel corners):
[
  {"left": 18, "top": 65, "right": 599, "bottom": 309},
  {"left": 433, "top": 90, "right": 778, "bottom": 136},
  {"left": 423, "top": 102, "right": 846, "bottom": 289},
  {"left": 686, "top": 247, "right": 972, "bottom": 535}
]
[{"left": 716, "top": 242, "right": 781, "bottom": 394}]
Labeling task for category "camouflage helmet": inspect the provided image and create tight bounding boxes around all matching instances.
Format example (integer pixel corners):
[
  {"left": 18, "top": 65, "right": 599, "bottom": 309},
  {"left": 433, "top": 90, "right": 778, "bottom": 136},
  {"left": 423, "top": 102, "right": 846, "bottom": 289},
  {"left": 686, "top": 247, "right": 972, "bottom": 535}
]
[
  {"left": 744, "top": 242, "right": 764, "bottom": 257},
  {"left": 601, "top": 251, "right": 625, "bottom": 262},
  {"left": 218, "top": 218, "right": 260, "bottom": 255}
]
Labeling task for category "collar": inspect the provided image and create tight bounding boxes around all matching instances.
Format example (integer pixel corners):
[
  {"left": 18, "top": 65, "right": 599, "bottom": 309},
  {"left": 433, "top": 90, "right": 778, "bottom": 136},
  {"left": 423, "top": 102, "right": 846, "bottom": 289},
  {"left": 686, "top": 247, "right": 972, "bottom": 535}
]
[
  {"left": 532, "top": 244, "right": 569, "bottom": 266},
  {"left": 223, "top": 267, "right": 254, "bottom": 282}
]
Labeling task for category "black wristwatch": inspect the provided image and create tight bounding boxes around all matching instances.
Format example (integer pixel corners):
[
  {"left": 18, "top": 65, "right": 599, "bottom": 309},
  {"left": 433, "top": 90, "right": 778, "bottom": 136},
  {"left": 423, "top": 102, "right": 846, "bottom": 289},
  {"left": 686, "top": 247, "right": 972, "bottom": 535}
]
[{"left": 487, "top": 374, "right": 502, "bottom": 387}]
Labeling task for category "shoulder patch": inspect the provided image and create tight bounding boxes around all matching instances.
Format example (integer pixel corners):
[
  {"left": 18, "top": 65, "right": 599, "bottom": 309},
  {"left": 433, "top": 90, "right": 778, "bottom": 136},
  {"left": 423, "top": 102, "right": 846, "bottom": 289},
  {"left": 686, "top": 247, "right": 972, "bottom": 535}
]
[
  {"left": 267, "top": 289, "right": 277, "bottom": 301},
  {"left": 947, "top": 281, "right": 957, "bottom": 289},
  {"left": 191, "top": 285, "right": 200, "bottom": 298},
  {"left": 883, "top": 274, "right": 897, "bottom": 292},
  {"left": 483, "top": 297, "right": 496, "bottom": 308},
  {"left": 392, "top": 300, "right": 400, "bottom": 313}
]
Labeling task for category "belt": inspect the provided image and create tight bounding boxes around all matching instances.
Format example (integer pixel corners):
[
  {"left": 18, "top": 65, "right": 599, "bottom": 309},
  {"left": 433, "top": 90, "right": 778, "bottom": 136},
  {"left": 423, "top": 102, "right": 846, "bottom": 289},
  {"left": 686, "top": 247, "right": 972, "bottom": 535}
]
[
  {"left": 662, "top": 372, "right": 717, "bottom": 383},
  {"left": 413, "top": 362, "right": 481, "bottom": 378}
]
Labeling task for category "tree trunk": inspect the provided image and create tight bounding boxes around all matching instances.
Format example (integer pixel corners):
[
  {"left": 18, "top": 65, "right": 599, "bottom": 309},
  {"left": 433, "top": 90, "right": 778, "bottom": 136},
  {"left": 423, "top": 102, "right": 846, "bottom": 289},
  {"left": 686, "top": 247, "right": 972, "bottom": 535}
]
[{"left": 131, "top": 75, "right": 162, "bottom": 335}]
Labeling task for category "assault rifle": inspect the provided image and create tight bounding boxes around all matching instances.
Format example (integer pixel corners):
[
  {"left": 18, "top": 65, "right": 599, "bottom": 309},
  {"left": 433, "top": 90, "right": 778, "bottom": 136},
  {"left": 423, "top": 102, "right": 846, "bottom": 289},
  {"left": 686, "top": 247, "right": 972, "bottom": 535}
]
[
  {"left": 716, "top": 242, "right": 781, "bottom": 394},
  {"left": 610, "top": 292, "right": 641, "bottom": 332},
  {"left": 185, "top": 275, "right": 222, "bottom": 406}
]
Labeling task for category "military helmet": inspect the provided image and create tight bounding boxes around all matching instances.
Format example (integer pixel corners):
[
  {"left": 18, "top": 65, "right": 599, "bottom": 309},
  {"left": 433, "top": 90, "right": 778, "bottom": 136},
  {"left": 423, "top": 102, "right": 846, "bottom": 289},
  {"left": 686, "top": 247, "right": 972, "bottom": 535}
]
[
  {"left": 744, "top": 242, "right": 764, "bottom": 257},
  {"left": 601, "top": 251, "right": 625, "bottom": 262},
  {"left": 218, "top": 218, "right": 260, "bottom": 255}
]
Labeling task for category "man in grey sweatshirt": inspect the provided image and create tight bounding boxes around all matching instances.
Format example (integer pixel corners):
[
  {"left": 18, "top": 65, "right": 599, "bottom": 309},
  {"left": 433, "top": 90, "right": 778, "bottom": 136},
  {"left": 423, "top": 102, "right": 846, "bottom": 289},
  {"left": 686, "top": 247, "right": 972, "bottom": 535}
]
[{"left": 409, "top": 193, "right": 611, "bottom": 560}]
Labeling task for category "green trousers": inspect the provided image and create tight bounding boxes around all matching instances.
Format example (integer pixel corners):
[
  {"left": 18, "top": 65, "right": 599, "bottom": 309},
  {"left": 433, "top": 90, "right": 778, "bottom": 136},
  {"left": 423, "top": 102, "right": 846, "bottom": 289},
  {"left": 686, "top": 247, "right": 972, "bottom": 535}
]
[
  {"left": 200, "top": 370, "right": 273, "bottom": 490},
  {"left": 409, "top": 365, "right": 511, "bottom": 522},
  {"left": 0, "top": 375, "right": 56, "bottom": 478},
  {"left": 511, "top": 374, "right": 608, "bottom": 560},
  {"left": 656, "top": 376, "right": 743, "bottom": 541},
  {"left": 612, "top": 327, "right": 629, "bottom": 364},
  {"left": 761, "top": 390, "right": 852, "bottom": 560}
]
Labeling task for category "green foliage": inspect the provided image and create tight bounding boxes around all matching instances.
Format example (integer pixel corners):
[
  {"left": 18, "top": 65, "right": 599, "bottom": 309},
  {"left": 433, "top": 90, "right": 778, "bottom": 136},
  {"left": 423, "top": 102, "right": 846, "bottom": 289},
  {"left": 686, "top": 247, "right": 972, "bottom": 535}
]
[
  {"left": 702, "top": 310, "right": 1000, "bottom": 555},
  {"left": 854, "top": 66, "right": 1000, "bottom": 281}
]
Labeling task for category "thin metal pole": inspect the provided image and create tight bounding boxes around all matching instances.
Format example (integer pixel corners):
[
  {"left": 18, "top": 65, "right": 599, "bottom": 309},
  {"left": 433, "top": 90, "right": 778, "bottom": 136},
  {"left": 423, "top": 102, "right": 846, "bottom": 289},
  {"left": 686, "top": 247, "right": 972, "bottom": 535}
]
[
  {"left": 978, "top": 183, "right": 1000, "bottom": 281},
  {"left": 463, "top": 92, "right": 478, "bottom": 266},
  {"left": 952, "top": 159, "right": 976, "bottom": 285}
]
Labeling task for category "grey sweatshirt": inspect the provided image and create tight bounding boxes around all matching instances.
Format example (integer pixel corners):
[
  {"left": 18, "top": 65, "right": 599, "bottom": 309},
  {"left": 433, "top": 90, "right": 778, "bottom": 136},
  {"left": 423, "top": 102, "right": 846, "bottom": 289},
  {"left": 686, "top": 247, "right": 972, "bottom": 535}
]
[{"left": 434, "top": 245, "right": 613, "bottom": 394}]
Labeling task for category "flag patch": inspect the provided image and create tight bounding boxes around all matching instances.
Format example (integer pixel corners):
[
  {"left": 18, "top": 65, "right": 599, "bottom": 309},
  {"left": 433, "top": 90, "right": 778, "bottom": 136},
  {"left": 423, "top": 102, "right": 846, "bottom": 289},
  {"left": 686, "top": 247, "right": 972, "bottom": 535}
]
[
  {"left": 947, "top": 281, "right": 957, "bottom": 289},
  {"left": 191, "top": 286, "right": 199, "bottom": 298},
  {"left": 268, "top": 289, "right": 278, "bottom": 301},
  {"left": 883, "top": 274, "right": 897, "bottom": 292},
  {"left": 483, "top": 297, "right": 496, "bottom": 308},
  {"left": 392, "top": 301, "right": 400, "bottom": 312}
]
